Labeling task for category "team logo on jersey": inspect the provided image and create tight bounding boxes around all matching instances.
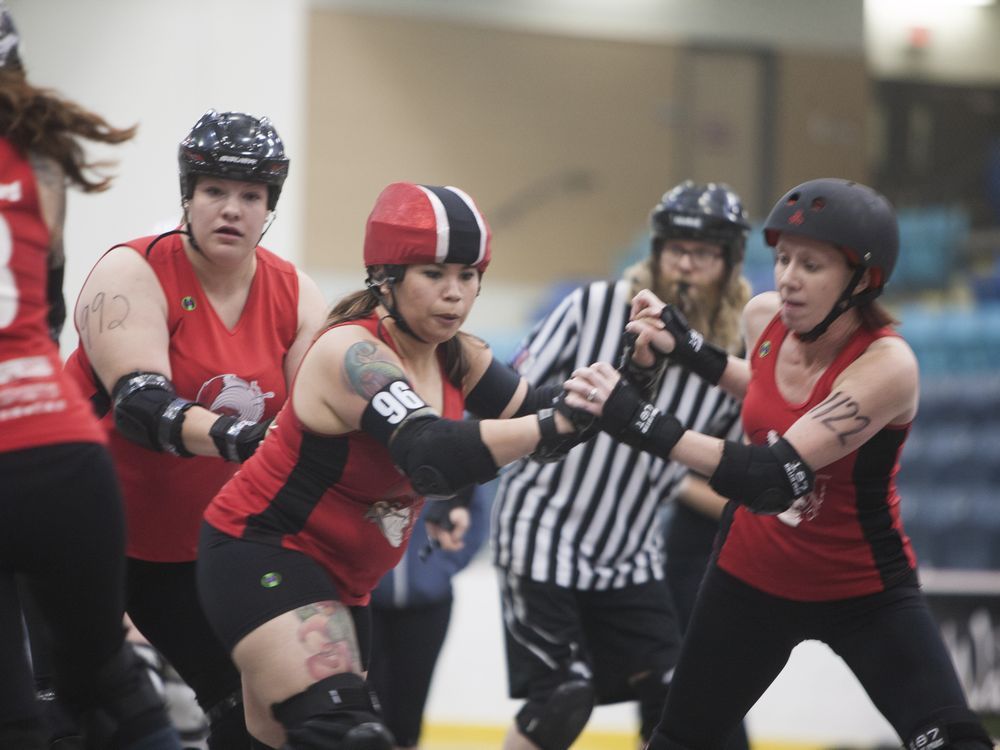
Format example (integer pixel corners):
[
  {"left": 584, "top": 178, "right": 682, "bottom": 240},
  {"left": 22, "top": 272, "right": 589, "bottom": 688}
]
[
  {"left": 777, "top": 474, "right": 828, "bottom": 528},
  {"left": 196, "top": 374, "right": 274, "bottom": 422},
  {"left": 365, "top": 501, "right": 414, "bottom": 547},
  {"left": 181, "top": 296, "right": 196, "bottom": 311},
  {"left": 758, "top": 340, "right": 771, "bottom": 358}
]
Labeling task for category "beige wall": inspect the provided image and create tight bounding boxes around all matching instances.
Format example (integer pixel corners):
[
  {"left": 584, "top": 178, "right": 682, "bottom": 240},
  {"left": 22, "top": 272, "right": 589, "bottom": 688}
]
[
  {"left": 305, "top": 10, "right": 871, "bottom": 285},
  {"left": 305, "top": 10, "right": 682, "bottom": 282},
  {"left": 772, "top": 52, "right": 872, "bottom": 196}
]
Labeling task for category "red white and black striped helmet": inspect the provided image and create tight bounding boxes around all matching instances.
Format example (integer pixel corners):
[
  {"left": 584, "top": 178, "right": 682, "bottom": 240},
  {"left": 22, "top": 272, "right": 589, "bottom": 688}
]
[{"left": 364, "top": 183, "right": 491, "bottom": 273}]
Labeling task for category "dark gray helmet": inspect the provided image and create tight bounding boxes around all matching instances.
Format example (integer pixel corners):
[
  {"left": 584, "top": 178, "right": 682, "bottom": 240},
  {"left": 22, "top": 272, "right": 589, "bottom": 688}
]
[
  {"left": 650, "top": 180, "right": 750, "bottom": 264},
  {"left": 764, "top": 178, "right": 898, "bottom": 293},
  {"left": 178, "top": 110, "right": 288, "bottom": 211},
  {"left": 0, "top": 1, "right": 23, "bottom": 71}
]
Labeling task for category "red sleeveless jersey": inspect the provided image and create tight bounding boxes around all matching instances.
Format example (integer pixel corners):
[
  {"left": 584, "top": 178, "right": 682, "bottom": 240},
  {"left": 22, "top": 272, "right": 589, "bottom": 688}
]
[
  {"left": 204, "top": 314, "right": 467, "bottom": 606},
  {"left": 64, "top": 233, "right": 299, "bottom": 561},
  {"left": 0, "top": 139, "right": 103, "bottom": 452},
  {"left": 717, "top": 313, "right": 917, "bottom": 601}
]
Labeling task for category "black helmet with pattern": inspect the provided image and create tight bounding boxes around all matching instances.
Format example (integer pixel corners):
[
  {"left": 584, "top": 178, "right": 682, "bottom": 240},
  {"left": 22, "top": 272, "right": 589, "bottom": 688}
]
[
  {"left": 650, "top": 180, "right": 750, "bottom": 265},
  {"left": 178, "top": 110, "right": 289, "bottom": 211}
]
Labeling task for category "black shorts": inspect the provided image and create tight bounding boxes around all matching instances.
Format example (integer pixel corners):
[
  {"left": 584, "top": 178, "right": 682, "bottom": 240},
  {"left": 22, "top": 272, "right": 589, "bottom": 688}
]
[
  {"left": 499, "top": 570, "right": 681, "bottom": 705},
  {"left": 658, "top": 564, "right": 980, "bottom": 746},
  {"left": 196, "top": 523, "right": 371, "bottom": 666}
]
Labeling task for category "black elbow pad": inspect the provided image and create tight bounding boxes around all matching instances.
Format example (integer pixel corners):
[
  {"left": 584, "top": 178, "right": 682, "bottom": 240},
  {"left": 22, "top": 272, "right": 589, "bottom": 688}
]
[
  {"left": 111, "top": 372, "right": 196, "bottom": 456},
  {"left": 389, "top": 416, "right": 499, "bottom": 498},
  {"left": 709, "top": 436, "right": 814, "bottom": 515}
]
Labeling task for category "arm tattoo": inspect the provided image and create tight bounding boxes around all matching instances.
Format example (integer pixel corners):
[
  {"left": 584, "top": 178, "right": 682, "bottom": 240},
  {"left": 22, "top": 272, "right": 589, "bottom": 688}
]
[
  {"left": 294, "top": 603, "right": 362, "bottom": 680},
  {"left": 78, "top": 291, "right": 131, "bottom": 349},
  {"left": 808, "top": 391, "right": 871, "bottom": 446},
  {"left": 344, "top": 340, "right": 406, "bottom": 399}
]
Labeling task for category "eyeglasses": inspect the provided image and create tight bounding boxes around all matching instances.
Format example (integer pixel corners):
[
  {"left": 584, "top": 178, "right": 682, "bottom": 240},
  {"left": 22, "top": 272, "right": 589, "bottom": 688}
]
[{"left": 660, "top": 244, "right": 724, "bottom": 266}]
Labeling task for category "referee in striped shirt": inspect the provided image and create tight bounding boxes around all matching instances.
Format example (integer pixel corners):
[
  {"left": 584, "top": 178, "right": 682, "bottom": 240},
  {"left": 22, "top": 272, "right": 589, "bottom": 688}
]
[{"left": 492, "top": 181, "right": 752, "bottom": 750}]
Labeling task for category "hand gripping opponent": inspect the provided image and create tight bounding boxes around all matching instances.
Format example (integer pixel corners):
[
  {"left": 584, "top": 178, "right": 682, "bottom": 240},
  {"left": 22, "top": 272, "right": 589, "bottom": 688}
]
[
  {"left": 620, "top": 330, "right": 668, "bottom": 400},
  {"left": 531, "top": 394, "right": 599, "bottom": 464},
  {"left": 658, "top": 305, "right": 728, "bottom": 385},
  {"left": 597, "top": 379, "right": 685, "bottom": 456}
]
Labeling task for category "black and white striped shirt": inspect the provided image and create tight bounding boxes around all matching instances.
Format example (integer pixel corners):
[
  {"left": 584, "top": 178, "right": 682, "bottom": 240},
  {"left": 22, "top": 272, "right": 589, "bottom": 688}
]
[{"left": 491, "top": 279, "right": 739, "bottom": 590}]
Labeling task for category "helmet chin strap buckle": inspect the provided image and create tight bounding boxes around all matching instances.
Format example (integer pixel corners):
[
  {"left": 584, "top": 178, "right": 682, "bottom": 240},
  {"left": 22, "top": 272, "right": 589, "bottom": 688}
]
[
  {"left": 797, "top": 265, "right": 867, "bottom": 342},
  {"left": 366, "top": 271, "right": 429, "bottom": 345}
]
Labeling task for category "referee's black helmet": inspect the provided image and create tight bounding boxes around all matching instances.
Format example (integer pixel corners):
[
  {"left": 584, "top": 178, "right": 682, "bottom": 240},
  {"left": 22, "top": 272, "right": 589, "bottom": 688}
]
[{"left": 650, "top": 181, "right": 750, "bottom": 265}]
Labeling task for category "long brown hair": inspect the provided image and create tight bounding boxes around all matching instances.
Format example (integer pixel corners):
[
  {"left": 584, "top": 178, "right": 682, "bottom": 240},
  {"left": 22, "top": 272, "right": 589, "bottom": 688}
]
[
  {"left": 324, "top": 279, "right": 477, "bottom": 390},
  {"left": 623, "top": 255, "right": 751, "bottom": 355},
  {"left": 858, "top": 300, "right": 898, "bottom": 330},
  {"left": 0, "top": 69, "right": 136, "bottom": 191}
]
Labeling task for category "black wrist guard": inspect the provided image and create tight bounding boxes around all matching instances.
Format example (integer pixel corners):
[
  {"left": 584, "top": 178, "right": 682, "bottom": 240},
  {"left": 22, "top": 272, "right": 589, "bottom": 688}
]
[
  {"left": 620, "top": 331, "right": 668, "bottom": 400},
  {"left": 599, "top": 379, "right": 684, "bottom": 457},
  {"left": 530, "top": 405, "right": 584, "bottom": 464},
  {"left": 659, "top": 305, "right": 728, "bottom": 385},
  {"left": 210, "top": 415, "right": 272, "bottom": 463},
  {"left": 553, "top": 390, "right": 598, "bottom": 435},
  {"left": 158, "top": 398, "right": 198, "bottom": 457}
]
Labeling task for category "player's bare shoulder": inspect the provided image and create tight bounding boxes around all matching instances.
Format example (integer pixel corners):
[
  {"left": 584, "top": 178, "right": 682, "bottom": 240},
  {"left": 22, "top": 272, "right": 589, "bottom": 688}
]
[
  {"left": 458, "top": 331, "right": 493, "bottom": 384},
  {"left": 742, "top": 292, "right": 780, "bottom": 347}
]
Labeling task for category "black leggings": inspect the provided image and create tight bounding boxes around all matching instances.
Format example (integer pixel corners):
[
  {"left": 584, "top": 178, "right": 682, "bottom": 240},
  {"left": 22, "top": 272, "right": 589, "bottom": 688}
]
[
  {"left": 125, "top": 558, "right": 248, "bottom": 748},
  {"left": 0, "top": 442, "right": 178, "bottom": 749},
  {"left": 663, "top": 504, "right": 749, "bottom": 750},
  {"left": 653, "top": 564, "right": 984, "bottom": 748},
  {"left": 367, "top": 600, "right": 452, "bottom": 747}
]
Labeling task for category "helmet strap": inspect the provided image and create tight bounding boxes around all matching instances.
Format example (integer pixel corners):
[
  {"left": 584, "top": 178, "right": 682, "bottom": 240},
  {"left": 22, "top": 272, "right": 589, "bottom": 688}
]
[
  {"left": 257, "top": 211, "right": 276, "bottom": 246},
  {"left": 180, "top": 202, "right": 204, "bottom": 255},
  {"left": 796, "top": 265, "right": 871, "bottom": 342},
  {"left": 144, "top": 228, "right": 195, "bottom": 258},
  {"left": 364, "top": 270, "right": 429, "bottom": 344}
]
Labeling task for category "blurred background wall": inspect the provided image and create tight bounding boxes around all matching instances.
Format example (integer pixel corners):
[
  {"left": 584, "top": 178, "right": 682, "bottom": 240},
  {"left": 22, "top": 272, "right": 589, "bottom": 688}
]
[{"left": 9, "top": 0, "right": 1000, "bottom": 746}]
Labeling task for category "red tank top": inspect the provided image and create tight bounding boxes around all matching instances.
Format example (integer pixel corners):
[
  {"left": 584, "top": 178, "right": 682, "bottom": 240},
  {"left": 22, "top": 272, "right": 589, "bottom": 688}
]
[
  {"left": 64, "top": 233, "right": 299, "bottom": 560},
  {"left": 0, "top": 140, "right": 104, "bottom": 452},
  {"left": 717, "top": 313, "right": 916, "bottom": 601},
  {"left": 204, "top": 314, "right": 466, "bottom": 606}
]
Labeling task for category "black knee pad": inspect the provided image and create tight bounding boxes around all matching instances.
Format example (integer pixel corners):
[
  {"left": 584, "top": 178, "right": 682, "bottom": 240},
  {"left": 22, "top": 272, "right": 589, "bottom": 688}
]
[
  {"left": 271, "top": 673, "right": 394, "bottom": 750},
  {"left": 632, "top": 669, "right": 672, "bottom": 742},
  {"left": 58, "top": 644, "right": 174, "bottom": 749},
  {"left": 905, "top": 706, "right": 993, "bottom": 750},
  {"left": 515, "top": 679, "right": 595, "bottom": 750}
]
